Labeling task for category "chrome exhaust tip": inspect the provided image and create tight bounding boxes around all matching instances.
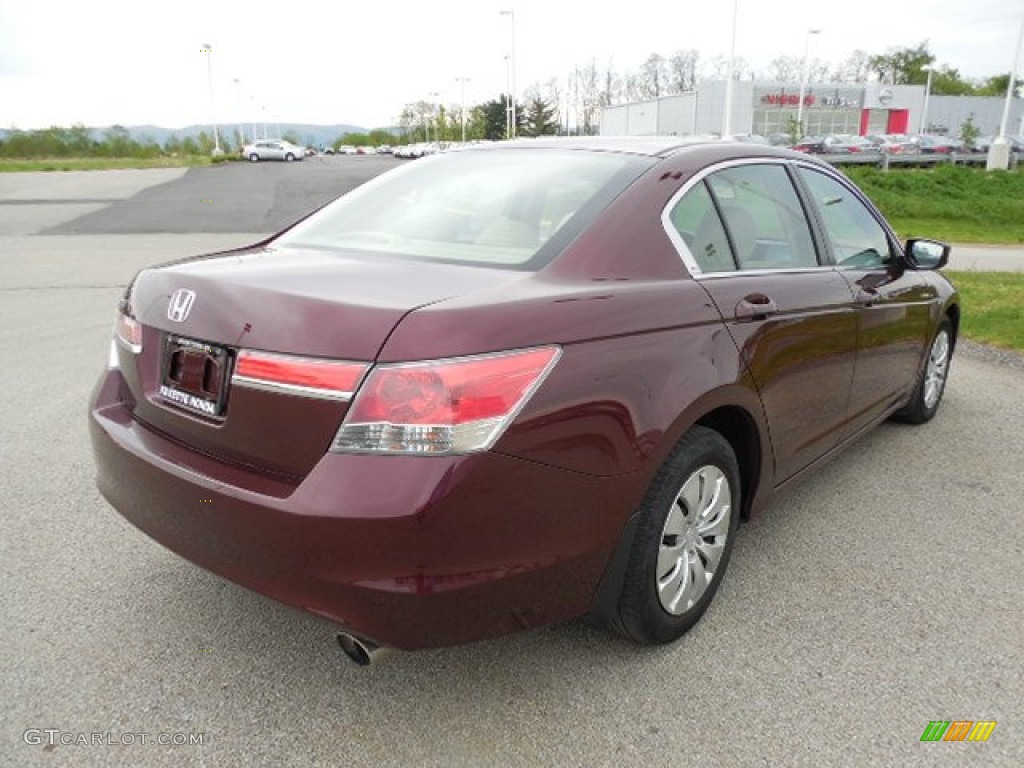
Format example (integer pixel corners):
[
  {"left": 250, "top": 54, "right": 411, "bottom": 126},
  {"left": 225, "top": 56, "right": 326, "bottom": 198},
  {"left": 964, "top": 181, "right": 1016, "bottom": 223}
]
[{"left": 336, "top": 633, "right": 391, "bottom": 666}]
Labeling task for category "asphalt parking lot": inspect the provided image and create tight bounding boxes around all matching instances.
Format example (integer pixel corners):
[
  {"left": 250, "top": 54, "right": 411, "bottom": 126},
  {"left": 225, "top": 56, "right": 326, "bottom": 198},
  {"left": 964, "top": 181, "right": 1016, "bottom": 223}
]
[{"left": 1, "top": 158, "right": 1022, "bottom": 767}]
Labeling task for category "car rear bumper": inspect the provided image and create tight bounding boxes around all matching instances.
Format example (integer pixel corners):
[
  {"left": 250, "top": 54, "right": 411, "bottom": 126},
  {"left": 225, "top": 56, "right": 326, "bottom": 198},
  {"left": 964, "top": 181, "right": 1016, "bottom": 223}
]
[{"left": 89, "top": 370, "right": 638, "bottom": 650}]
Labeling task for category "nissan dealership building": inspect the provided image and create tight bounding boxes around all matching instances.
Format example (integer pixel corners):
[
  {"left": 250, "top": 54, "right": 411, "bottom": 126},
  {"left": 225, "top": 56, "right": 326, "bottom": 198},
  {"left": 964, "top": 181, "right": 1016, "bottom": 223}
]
[{"left": 599, "top": 80, "right": 1023, "bottom": 139}]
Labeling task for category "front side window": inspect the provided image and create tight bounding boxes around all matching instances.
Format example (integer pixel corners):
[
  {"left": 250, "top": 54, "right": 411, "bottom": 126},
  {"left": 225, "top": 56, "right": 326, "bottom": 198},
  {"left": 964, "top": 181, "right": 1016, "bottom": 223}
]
[
  {"left": 276, "top": 149, "right": 648, "bottom": 269},
  {"left": 798, "top": 167, "right": 894, "bottom": 268}
]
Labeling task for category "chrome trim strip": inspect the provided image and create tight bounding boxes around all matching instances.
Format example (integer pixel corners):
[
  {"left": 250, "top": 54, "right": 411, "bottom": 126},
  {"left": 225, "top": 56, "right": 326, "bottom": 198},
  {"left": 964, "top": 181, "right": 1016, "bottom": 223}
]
[
  {"left": 697, "top": 266, "right": 834, "bottom": 279},
  {"left": 231, "top": 374, "right": 354, "bottom": 401}
]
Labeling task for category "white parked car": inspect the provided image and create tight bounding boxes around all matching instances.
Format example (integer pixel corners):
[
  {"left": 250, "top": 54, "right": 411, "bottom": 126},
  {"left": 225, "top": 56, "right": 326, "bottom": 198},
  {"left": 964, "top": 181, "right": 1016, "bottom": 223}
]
[{"left": 242, "top": 140, "right": 306, "bottom": 162}]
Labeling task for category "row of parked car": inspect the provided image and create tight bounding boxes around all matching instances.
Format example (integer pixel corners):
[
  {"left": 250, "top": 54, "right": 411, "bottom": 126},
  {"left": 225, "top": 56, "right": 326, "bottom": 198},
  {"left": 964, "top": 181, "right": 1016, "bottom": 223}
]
[
  {"left": 327, "top": 145, "right": 393, "bottom": 156},
  {"left": 336, "top": 142, "right": 482, "bottom": 159},
  {"left": 241, "top": 139, "right": 462, "bottom": 162},
  {"left": 787, "top": 133, "right": 1023, "bottom": 156},
  {"left": 242, "top": 134, "right": 1022, "bottom": 163},
  {"left": 241, "top": 141, "right": 399, "bottom": 161}
]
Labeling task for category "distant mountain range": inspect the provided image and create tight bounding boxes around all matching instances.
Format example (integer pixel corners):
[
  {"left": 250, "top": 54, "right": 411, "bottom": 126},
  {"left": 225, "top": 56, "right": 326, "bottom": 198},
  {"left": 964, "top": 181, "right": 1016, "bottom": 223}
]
[{"left": 0, "top": 123, "right": 403, "bottom": 147}]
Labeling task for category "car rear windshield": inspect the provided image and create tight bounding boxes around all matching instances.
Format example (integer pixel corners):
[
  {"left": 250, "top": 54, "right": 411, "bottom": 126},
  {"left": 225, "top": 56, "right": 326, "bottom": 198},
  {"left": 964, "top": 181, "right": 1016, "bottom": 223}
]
[{"left": 274, "top": 148, "right": 650, "bottom": 270}]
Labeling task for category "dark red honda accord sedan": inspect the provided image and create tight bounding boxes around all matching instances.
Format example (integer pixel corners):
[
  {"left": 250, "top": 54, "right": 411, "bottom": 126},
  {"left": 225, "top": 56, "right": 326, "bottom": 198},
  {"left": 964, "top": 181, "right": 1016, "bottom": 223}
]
[{"left": 89, "top": 137, "right": 958, "bottom": 660}]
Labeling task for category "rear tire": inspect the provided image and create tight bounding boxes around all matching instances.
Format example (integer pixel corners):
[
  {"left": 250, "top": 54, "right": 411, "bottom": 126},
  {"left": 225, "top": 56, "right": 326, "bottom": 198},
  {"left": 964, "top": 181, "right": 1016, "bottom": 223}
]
[
  {"left": 616, "top": 426, "right": 740, "bottom": 645},
  {"left": 285, "top": 153, "right": 295, "bottom": 162},
  {"left": 894, "top": 318, "right": 952, "bottom": 424}
]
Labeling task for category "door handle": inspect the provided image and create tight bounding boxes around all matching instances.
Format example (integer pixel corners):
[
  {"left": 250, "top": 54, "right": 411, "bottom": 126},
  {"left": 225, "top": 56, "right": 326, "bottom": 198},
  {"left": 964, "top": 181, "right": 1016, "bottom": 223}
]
[
  {"left": 855, "top": 287, "right": 880, "bottom": 307},
  {"left": 735, "top": 294, "right": 778, "bottom": 321}
]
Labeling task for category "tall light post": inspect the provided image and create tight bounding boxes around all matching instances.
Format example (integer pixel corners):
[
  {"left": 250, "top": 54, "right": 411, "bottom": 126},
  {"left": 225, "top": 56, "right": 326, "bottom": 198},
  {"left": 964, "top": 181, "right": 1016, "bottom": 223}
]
[
  {"left": 796, "top": 28, "right": 821, "bottom": 138},
  {"left": 722, "top": 0, "right": 739, "bottom": 137},
  {"left": 455, "top": 77, "right": 470, "bottom": 142},
  {"left": 500, "top": 9, "right": 516, "bottom": 138},
  {"left": 201, "top": 44, "right": 222, "bottom": 155},
  {"left": 429, "top": 91, "right": 440, "bottom": 142},
  {"left": 918, "top": 64, "right": 935, "bottom": 135},
  {"left": 988, "top": 8, "right": 1024, "bottom": 170},
  {"left": 503, "top": 55, "right": 512, "bottom": 138},
  {"left": 233, "top": 78, "right": 246, "bottom": 149}
]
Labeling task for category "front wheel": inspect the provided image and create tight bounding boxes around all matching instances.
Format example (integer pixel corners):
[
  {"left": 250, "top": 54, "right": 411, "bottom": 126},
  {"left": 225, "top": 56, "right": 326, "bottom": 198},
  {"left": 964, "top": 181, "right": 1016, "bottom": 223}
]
[
  {"left": 616, "top": 426, "right": 740, "bottom": 645},
  {"left": 894, "top": 318, "right": 952, "bottom": 424},
  {"left": 248, "top": 153, "right": 259, "bottom": 162},
  {"left": 285, "top": 153, "right": 295, "bottom": 162}
]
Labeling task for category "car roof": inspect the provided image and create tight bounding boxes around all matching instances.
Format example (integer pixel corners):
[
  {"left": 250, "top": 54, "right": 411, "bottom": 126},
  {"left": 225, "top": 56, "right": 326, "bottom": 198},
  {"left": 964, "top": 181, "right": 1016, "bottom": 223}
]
[{"left": 468, "top": 135, "right": 802, "bottom": 160}]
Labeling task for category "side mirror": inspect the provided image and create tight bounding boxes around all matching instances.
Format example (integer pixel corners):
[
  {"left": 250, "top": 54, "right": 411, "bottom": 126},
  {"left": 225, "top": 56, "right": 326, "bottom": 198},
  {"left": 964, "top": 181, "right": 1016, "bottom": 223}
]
[{"left": 904, "top": 238, "right": 950, "bottom": 270}]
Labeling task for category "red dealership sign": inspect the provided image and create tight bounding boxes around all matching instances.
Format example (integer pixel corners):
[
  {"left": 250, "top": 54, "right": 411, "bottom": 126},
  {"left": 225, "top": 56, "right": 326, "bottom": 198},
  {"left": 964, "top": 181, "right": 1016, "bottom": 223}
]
[{"left": 761, "top": 93, "right": 815, "bottom": 106}]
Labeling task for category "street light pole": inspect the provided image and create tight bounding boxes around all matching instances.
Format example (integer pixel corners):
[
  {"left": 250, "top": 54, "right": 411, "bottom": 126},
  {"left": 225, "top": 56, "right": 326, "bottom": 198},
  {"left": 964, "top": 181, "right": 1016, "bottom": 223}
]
[
  {"left": 988, "top": 8, "right": 1024, "bottom": 170},
  {"left": 500, "top": 9, "right": 516, "bottom": 138},
  {"left": 796, "top": 29, "right": 821, "bottom": 138},
  {"left": 201, "top": 43, "right": 222, "bottom": 155},
  {"left": 723, "top": 0, "right": 738, "bottom": 137},
  {"left": 998, "top": 12, "right": 1024, "bottom": 141},
  {"left": 504, "top": 55, "right": 512, "bottom": 138},
  {"left": 233, "top": 78, "right": 245, "bottom": 149},
  {"left": 456, "top": 77, "right": 470, "bottom": 142},
  {"left": 919, "top": 64, "right": 935, "bottom": 135},
  {"left": 429, "top": 91, "right": 440, "bottom": 142}
]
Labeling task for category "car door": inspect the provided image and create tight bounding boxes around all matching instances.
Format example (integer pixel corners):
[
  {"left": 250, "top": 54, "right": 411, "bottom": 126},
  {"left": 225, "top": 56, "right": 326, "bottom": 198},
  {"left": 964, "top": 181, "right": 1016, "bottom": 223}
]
[
  {"left": 666, "top": 160, "right": 858, "bottom": 484},
  {"left": 794, "top": 164, "right": 940, "bottom": 438}
]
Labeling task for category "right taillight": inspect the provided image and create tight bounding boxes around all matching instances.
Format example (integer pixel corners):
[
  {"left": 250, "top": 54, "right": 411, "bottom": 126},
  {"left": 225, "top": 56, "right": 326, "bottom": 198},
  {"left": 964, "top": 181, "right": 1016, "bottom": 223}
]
[{"left": 332, "top": 346, "right": 560, "bottom": 455}]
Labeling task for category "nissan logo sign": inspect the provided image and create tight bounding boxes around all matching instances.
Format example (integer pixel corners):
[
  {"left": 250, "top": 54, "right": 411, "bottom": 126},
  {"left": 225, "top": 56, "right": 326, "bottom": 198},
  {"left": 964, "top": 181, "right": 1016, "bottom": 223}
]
[{"left": 167, "top": 289, "right": 196, "bottom": 323}]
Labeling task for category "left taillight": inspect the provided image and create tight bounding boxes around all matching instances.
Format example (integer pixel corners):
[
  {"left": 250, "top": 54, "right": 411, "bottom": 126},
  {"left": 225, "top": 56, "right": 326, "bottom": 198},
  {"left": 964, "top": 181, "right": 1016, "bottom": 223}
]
[
  {"left": 331, "top": 346, "right": 560, "bottom": 455},
  {"left": 111, "top": 308, "right": 142, "bottom": 368}
]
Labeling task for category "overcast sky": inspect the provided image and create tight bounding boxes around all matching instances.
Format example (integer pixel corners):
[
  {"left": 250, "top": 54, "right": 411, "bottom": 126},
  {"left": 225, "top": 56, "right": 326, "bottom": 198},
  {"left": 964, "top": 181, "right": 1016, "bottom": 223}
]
[{"left": 1, "top": 0, "right": 1021, "bottom": 131}]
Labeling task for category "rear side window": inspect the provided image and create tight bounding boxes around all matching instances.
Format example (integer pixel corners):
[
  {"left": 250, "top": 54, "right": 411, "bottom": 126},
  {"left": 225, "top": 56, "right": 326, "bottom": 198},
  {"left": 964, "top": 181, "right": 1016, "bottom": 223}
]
[
  {"left": 668, "top": 182, "right": 737, "bottom": 273},
  {"left": 668, "top": 163, "right": 819, "bottom": 274},
  {"left": 276, "top": 149, "right": 648, "bottom": 269}
]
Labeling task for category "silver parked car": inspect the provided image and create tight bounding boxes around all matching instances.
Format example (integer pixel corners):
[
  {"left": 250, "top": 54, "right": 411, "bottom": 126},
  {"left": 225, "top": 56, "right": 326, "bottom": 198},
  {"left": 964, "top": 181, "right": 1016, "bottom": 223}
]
[{"left": 242, "top": 139, "right": 306, "bottom": 162}]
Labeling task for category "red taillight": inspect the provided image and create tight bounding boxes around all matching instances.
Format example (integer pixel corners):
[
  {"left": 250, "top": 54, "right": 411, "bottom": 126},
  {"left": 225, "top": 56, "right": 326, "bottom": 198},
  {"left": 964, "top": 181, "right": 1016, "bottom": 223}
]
[
  {"left": 333, "top": 346, "right": 560, "bottom": 454},
  {"left": 115, "top": 312, "right": 142, "bottom": 353},
  {"left": 233, "top": 350, "right": 369, "bottom": 400}
]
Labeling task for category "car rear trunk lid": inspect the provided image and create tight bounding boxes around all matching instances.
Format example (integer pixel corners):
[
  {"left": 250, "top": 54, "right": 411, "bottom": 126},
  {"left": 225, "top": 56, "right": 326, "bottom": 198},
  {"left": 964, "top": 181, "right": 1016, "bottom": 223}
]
[{"left": 116, "top": 245, "right": 521, "bottom": 478}]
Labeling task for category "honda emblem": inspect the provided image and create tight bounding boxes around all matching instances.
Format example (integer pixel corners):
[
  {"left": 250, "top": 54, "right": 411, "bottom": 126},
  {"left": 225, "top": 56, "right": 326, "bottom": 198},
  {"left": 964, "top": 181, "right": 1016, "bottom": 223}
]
[{"left": 167, "top": 289, "right": 196, "bottom": 323}]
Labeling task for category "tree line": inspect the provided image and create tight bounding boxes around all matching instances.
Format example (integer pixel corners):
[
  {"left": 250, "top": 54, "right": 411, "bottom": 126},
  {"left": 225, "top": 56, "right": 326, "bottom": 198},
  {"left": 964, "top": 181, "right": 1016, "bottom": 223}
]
[
  {"left": 400, "top": 41, "right": 1017, "bottom": 139},
  {"left": 392, "top": 94, "right": 557, "bottom": 144},
  {"left": 0, "top": 124, "right": 229, "bottom": 158}
]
